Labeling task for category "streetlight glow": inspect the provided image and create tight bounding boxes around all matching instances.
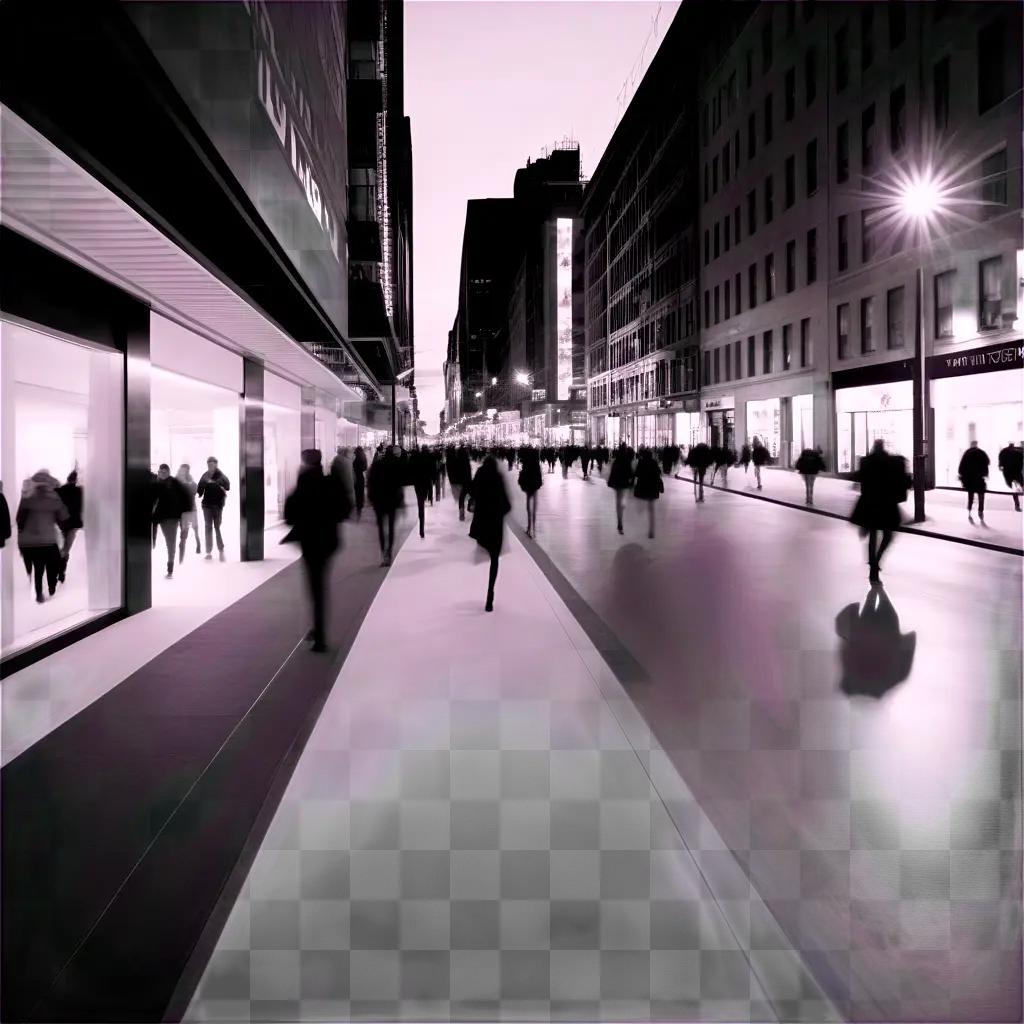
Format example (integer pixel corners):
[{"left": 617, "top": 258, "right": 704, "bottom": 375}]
[
  {"left": 514, "top": 371, "right": 530, "bottom": 386},
  {"left": 899, "top": 174, "right": 942, "bottom": 222}
]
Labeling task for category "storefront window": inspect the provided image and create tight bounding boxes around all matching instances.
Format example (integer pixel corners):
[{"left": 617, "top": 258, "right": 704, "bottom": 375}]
[
  {"left": 264, "top": 373, "right": 302, "bottom": 526},
  {"left": 1, "top": 321, "right": 123, "bottom": 659},
  {"left": 746, "top": 398, "right": 782, "bottom": 459},
  {"left": 793, "top": 393, "right": 814, "bottom": 452},
  {"left": 835, "top": 380, "right": 913, "bottom": 473}
]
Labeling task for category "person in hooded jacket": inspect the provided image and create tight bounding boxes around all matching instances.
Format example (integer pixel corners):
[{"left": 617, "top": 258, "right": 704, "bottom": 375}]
[
  {"left": 686, "top": 442, "right": 714, "bottom": 503},
  {"left": 957, "top": 441, "right": 990, "bottom": 524},
  {"left": 633, "top": 448, "right": 664, "bottom": 539},
  {"left": 795, "top": 446, "right": 826, "bottom": 506},
  {"left": 17, "top": 470, "right": 68, "bottom": 602},
  {"left": 55, "top": 469, "right": 84, "bottom": 583},
  {"left": 850, "top": 439, "right": 911, "bottom": 584},
  {"left": 175, "top": 464, "right": 201, "bottom": 564},
  {"left": 998, "top": 440, "right": 1023, "bottom": 512},
  {"left": 368, "top": 445, "right": 404, "bottom": 565},
  {"left": 468, "top": 455, "right": 511, "bottom": 611},
  {"left": 517, "top": 444, "right": 543, "bottom": 538},
  {"left": 284, "top": 449, "right": 345, "bottom": 652},
  {"left": 607, "top": 443, "right": 635, "bottom": 534},
  {"left": 352, "top": 445, "right": 369, "bottom": 520},
  {"left": 151, "top": 464, "right": 189, "bottom": 579}
]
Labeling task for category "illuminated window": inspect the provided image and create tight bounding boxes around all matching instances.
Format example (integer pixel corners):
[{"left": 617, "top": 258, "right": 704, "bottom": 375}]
[
  {"left": 887, "top": 287, "right": 905, "bottom": 348},
  {"left": 860, "top": 296, "right": 875, "bottom": 352},
  {"left": 934, "top": 270, "right": 955, "bottom": 338},
  {"left": 837, "top": 303, "right": 850, "bottom": 358},
  {"left": 979, "top": 257, "right": 1002, "bottom": 329}
]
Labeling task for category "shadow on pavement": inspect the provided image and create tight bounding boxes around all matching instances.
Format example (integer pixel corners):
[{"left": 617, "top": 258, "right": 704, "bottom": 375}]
[{"left": 835, "top": 584, "right": 917, "bottom": 699}]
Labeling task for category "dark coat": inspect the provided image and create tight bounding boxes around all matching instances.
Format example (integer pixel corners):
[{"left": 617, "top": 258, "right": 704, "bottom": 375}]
[
  {"left": 0, "top": 491, "right": 9, "bottom": 548},
  {"left": 850, "top": 450, "right": 910, "bottom": 532},
  {"left": 352, "top": 448, "right": 368, "bottom": 479},
  {"left": 284, "top": 467, "right": 343, "bottom": 559},
  {"left": 151, "top": 476, "right": 189, "bottom": 523},
  {"left": 751, "top": 443, "right": 771, "bottom": 467},
  {"left": 517, "top": 449, "right": 543, "bottom": 494},
  {"left": 739, "top": 444, "right": 752, "bottom": 466},
  {"left": 447, "top": 448, "right": 472, "bottom": 487},
  {"left": 633, "top": 457, "right": 664, "bottom": 500},
  {"left": 411, "top": 449, "right": 436, "bottom": 498},
  {"left": 795, "top": 449, "right": 825, "bottom": 476},
  {"left": 957, "top": 446, "right": 990, "bottom": 490},
  {"left": 368, "top": 453, "right": 404, "bottom": 513},
  {"left": 998, "top": 444, "right": 1023, "bottom": 486},
  {"left": 56, "top": 482, "right": 84, "bottom": 529},
  {"left": 469, "top": 462, "right": 511, "bottom": 557},
  {"left": 197, "top": 469, "right": 230, "bottom": 508},
  {"left": 606, "top": 448, "right": 635, "bottom": 490},
  {"left": 686, "top": 443, "right": 714, "bottom": 472}
]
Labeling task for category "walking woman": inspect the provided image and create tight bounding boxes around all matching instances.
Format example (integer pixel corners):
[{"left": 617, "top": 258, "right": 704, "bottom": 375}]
[
  {"left": 633, "top": 448, "right": 664, "bottom": 539},
  {"left": 607, "top": 443, "right": 635, "bottom": 534},
  {"left": 795, "top": 446, "right": 826, "bottom": 505},
  {"left": 751, "top": 437, "right": 770, "bottom": 489},
  {"left": 468, "top": 455, "right": 511, "bottom": 612},
  {"left": 517, "top": 445, "right": 543, "bottom": 538},
  {"left": 16, "top": 471, "right": 68, "bottom": 602},
  {"left": 352, "top": 445, "right": 368, "bottom": 520},
  {"left": 850, "top": 439, "right": 910, "bottom": 584},
  {"left": 175, "top": 463, "right": 201, "bottom": 563}
]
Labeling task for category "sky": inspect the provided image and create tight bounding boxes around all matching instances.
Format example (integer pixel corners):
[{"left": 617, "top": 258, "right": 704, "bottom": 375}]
[{"left": 404, "top": 0, "right": 680, "bottom": 434}]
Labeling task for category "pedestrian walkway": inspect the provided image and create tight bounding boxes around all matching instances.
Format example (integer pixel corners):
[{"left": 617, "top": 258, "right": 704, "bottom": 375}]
[
  {"left": 675, "top": 466, "right": 1023, "bottom": 554},
  {"left": 183, "top": 489, "right": 834, "bottom": 1023}
]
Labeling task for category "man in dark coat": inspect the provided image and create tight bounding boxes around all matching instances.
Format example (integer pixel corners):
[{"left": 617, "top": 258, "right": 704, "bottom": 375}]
[
  {"left": 56, "top": 469, "right": 84, "bottom": 583},
  {"left": 197, "top": 456, "right": 231, "bottom": 561},
  {"left": 957, "top": 441, "right": 990, "bottom": 523},
  {"left": 998, "top": 441, "right": 1023, "bottom": 512},
  {"left": 352, "top": 446, "right": 368, "bottom": 520},
  {"left": 685, "top": 442, "right": 714, "bottom": 503},
  {"left": 607, "top": 443, "right": 635, "bottom": 533},
  {"left": 850, "top": 440, "right": 910, "bottom": 584},
  {"left": 468, "top": 455, "right": 511, "bottom": 612},
  {"left": 447, "top": 444, "right": 472, "bottom": 520},
  {"left": 411, "top": 445, "right": 436, "bottom": 538},
  {"left": 795, "top": 446, "right": 826, "bottom": 506},
  {"left": 151, "top": 464, "right": 189, "bottom": 580},
  {"left": 284, "top": 449, "right": 344, "bottom": 652},
  {"left": 368, "top": 445, "right": 404, "bottom": 565}
]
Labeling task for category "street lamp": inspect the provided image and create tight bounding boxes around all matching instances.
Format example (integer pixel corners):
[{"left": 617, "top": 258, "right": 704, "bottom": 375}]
[{"left": 514, "top": 370, "right": 531, "bottom": 386}]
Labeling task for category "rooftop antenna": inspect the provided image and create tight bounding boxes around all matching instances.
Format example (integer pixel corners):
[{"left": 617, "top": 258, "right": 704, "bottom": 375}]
[{"left": 614, "top": 3, "right": 663, "bottom": 132}]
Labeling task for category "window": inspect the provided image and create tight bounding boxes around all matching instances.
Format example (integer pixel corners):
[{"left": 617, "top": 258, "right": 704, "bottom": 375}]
[
  {"left": 735, "top": 339, "right": 743, "bottom": 379},
  {"left": 704, "top": 289, "right": 710, "bottom": 326},
  {"left": 764, "top": 175, "right": 774, "bottom": 223},
  {"left": 889, "top": 85, "right": 906, "bottom": 153},
  {"left": 933, "top": 57, "right": 950, "bottom": 132},
  {"left": 805, "top": 138, "right": 819, "bottom": 194},
  {"left": 861, "top": 103, "right": 876, "bottom": 170},
  {"left": 837, "top": 303, "right": 850, "bottom": 358},
  {"left": 836, "top": 24, "right": 850, "bottom": 92},
  {"left": 714, "top": 285, "right": 720, "bottom": 324},
  {"left": 723, "top": 142, "right": 730, "bottom": 184},
  {"left": 861, "top": 6, "right": 874, "bottom": 70},
  {"left": 860, "top": 296, "right": 875, "bottom": 352},
  {"left": 836, "top": 122, "right": 849, "bottom": 182},
  {"left": 979, "top": 257, "right": 1002, "bottom": 329},
  {"left": 747, "top": 190, "right": 757, "bottom": 234},
  {"left": 714, "top": 222, "right": 720, "bottom": 258},
  {"left": 764, "top": 94, "right": 774, "bottom": 143},
  {"left": 805, "top": 48, "right": 817, "bottom": 105},
  {"left": 861, "top": 208, "right": 877, "bottom": 263},
  {"left": 782, "top": 323, "right": 792, "bottom": 370},
  {"left": 749, "top": 264, "right": 758, "bottom": 308},
  {"left": 889, "top": 2, "right": 906, "bottom": 48},
  {"left": 713, "top": 347, "right": 721, "bottom": 383},
  {"left": 786, "top": 240, "right": 796, "bottom": 292},
  {"left": 886, "top": 286, "right": 905, "bottom": 348},
  {"left": 785, "top": 68, "right": 796, "bottom": 120},
  {"left": 763, "top": 330, "right": 774, "bottom": 373},
  {"left": 724, "top": 279, "right": 731, "bottom": 318},
  {"left": 724, "top": 217, "right": 731, "bottom": 252},
  {"left": 806, "top": 228, "right": 818, "bottom": 284},
  {"left": 838, "top": 215, "right": 848, "bottom": 271},
  {"left": 704, "top": 230, "right": 710, "bottom": 265},
  {"left": 762, "top": 17, "right": 773, "bottom": 72},
  {"left": 725, "top": 343, "right": 732, "bottom": 381},
  {"left": 934, "top": 270, "right": 955, "bottom": 338},
  {"left": 980, "top": 149, "right": 1008, "bottom": 217},
  {"left": 765, "top": 253, "right": 776, "bottom": 300},
  {"left": 800, "top": 317, "right": 810, "bottom": 366},
  {"left": 978, "top": 21, "right": 1008, "bottom": 113},
  {"left": 747, "top": 335, "right": 756, "bottom": 376},
  {"left": 734, "top": 207, "right": 741, "bottom": 244},
  {"left": 703, "top": 353, "right": 711, "bottom": 387},
  {"left": 735, "top": 272, "right": 742, "bottom": 314},
  {"left": 785, "top": 155, "right": 796, "bottom": 208},
  {"left": 712, "top": 156, "right": 719, "bottom": 193},
  {"left": 747, "top": 112, "right": 756, "bottom": 159}
]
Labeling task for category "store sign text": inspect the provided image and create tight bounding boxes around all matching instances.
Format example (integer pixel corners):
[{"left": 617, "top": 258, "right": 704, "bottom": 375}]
[{"left": 929, "top": 342, "right": 1023, "bottom": 379}]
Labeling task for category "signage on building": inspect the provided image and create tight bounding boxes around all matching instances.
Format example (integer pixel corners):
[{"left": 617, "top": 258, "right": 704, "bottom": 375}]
[
  {"left": 496, "top": 410, "right": 520, "bottom": 422},
  {"left": 555, "top": 218, "right": 573, "bottom": 401},
  {"left": 701, "top": 395, "right": 735, "bottom": 411},
  {"left": 570, "top": 410, "right": 586, "bottom": 426},
  {"left": 928, "top": 340, "right": 1023, "bottom": 379}
]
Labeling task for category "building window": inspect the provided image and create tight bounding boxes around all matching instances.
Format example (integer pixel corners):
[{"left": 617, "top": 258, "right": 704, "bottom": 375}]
[
  {"left": 724, "top": 278, "right": 731, "bottom": 318},
  {"left": 714, "top": 222, "right": 720, "bottom": 258},
  {"left": 735, "top": 339, "right": 743, "bottom": 379},
  {"left": 861, "top": 5, "right": 874, "bottom": 70},
  {"left": 860, "top": 296, "right": 875, "bottom": 353},
  {"left": 714, "top": 285, "right": 721, "bottom": 324},
  {"left": 785, "top": 67, "right": 796, "bottom": 120},
  {"left": 837, "top": 303, "right": 850, "bottom": 358},
  {"left": 725, "top": 343, "right": 732, "bottom": 381},
  {"left": 735, "top": 272, "right": 742, "bottom": 314},
  {"left": 748, "top": 335, "right": 756, "bottom": 376},
  {"left": 838, "top": 214, "right": 849, "bottom": 271},
  {"left": 724, "top": 217, "right": 731, "bottom": 251},
  {"left": 747, "top": 190, "right": 757, "bottom": 234},
  {"left": 934, "top": 270, "right": 955, "bottom": 338},
  {"left": 889, "top": 84, "right": 906, "bottom": 153},
  {"left": 764, "top": 175, "right": 774, "bottom": 224},
  {"left": 933, "top": 57, "right": 950, "bottom": 132},
  {"left": 703, "top": 353, "right": 711, "bottom": 387},
  {"left": 889, "top": 2, "right": 906, "bottom": 48},
  {"left": 800, "top": 317, "right": 811, "bottom": 366},
  {"left": 764, "top": 93, "right": 774, "bottom": 143},
  {"left": 785, "top": 240, "right": 796, "bottom": 292},
  {"left": 861, "top": 103, "right": 876, "bottom": 171},
  {"left": 765, "top": 253, "right": 776, "bottom": 301},
  {"left": 782, "top": 323, "right": 792, "bottom": 370},
  {"left": 836, "top": 24, "right": 850, "bottom": 92},
  {"left": 762, "top": 17, "right": 773, "bottom": 72},
  {"left": 704, "top": 230, "right": 710, "bottom": 265},
  {"left": 805, "top": 48, "right": 817, "bottom": 106},
  {"left": 734, "top": 207, "right": 741, "bottom": 244},
  {"left": 861, "top": 208, "right": 877, "bottom": 263},
  {"left": 805, "top": 138, "right": 818, "bottom": 195},
  {"left": 749, "top": 264, "right": 758, "bottom": 308},
  {"left": 836, "top": 122, "right": 849, "bottom": 182},
  {"left": 979, "top": 257, "right": 1002, "bottom": 329},
  {"left": 785, "top": 155, "right": 796, "bottom": 208},
  {"left": 978, "top": 20, "right": 1008, "bottom": 113},
  {"left": 806, "top": 227, "right": 818, "bottom": 284},
  {"left": 763, "top": 330, "right": 774, "bottom": 374},
  {"left": 713, "top": 347, "right": 721, "bottom": 383},
  {"left": 747, "top": 112, "right": 756, "bottom": 159},
  {"left": 704, "top": 289, "right": 710, "bottom": 326},
  {"left": 886, "top": 286, "right": 905, "bottom": 348},
  {"left": 723, "top": 141, "right": 731, "bottom": 184},
  {"left": 980, "top": 149, "right": 1008, "bottom": 217}
]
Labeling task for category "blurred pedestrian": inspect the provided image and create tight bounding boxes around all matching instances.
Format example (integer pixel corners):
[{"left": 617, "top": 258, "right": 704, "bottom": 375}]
[
  {"left": 368, "top": 444, "right": 404, "bottom": 565},
  {"left": 850, "top": 439, "right": 910, "bottom": 584},
  {"left": 607, "top": 443, "right": 635, "bottom": 534},
  {"left": 352, "top": 445, "right": 368, "bottom": 520},
  {"left": 958, "top": 440, "right": 990, "bottom": 524},
  {"left": 998, "top": 440, "right": 1023, "bottom": 512},
  {"left": 739, "top": 443, "right": 752, "bottom": 475},
  {"left": 795, "top": 446, "right": 826, "bottom": 506},
  {"left": 580, "top": 444, "right": 592, "bottom": 479},
  {"left": 686, "top": 442, "right": 714, "bottom": 503},
  {"left": 633, "top": 448, "right": 664, "bottom": 539},
  {"left": 517, "top": 445, "right": 543, "bottom": 538},
  {"left": 751, "top": 437, "right": 769, "bottom": 489},
  {"left": 468, "top": 454, "right": 511, "bottom": 612},
  {"left": 16, "top": 470, "right": 67, "bottom": 602},
  {"left": 447, "top": 443, "right": 472, "bottom": 520},
  {"left": 56, "top": 469, "right": 84, "bottom": 583},
  {"left": 411, "top": 445, "right": 435, "bottom": 538},
  {"left": 175, "top": 464, "right": 201, "bottom": 564},
  {"left": 197, "top": 456, "right": 231, "bottom": 561},
  {"left": 151, "top": 464, "right": 189, "bottom": 580}
]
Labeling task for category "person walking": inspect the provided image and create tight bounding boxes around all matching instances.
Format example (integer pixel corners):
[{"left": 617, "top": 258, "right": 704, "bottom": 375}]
[
  {"left": 998, "top": 440, "right": 1023, "bottom": 512},
  {"left": 330, "top": 446, "right": 356, "bottom": 520},
  {"left": 633, "top": 448, "right": 664, "bottom": 539},
  {"left": 448, "top": 443, "right": 472, "bottom": 520},
  {"left": 151, "top": 464, "right": 189, "bottom": 580},
  {"left": 580, "top": 444, "right": 592, "bottom": 480},
  {"left": 607, "top": 443, "right": 635, "bottom": 534},
  {"left": 55, "top": 469, "right": 84, "bottom": 583},
  {"left": 352, "top": 445, "right": 369, "bottom": 521},
  {"left": 850, "top": 439, "right": 910, "bottom": 584},
  {"left": 739, "top": 443, "right": 752, "bottom": 475},
  {"left": 283, "top": 449, "right": 345, "bottom": 653},
  {"left": 434, "top": 447, "right": 446, "bottom": 501},
  {"left": 16, "top": 470, "right": 68, "bottom": 602},
  {"left": 957, "top": 440, "right": 990, "bottom": 524},
  {"left": 468, "top": 454, "right": 511, "bottom": 612},
  {"left": 411, "top": 445, "right": 435, "bottom": 538},
  {"left": 368, "top": 445, "right": 404, "bottom": 565},
  {"left": 174, "top": 464, "right": 201, "bottom": 564},
  {"left": 686, "top": 442, "right": 714, "bottom": 502},
  {"left": 197, "top": 456, "right": 231, "bottom": 561},
  {"left": 517, "top": 445, "right": 543, "bottom": 538},
  {"left": 795, "top": 446, "right": 826, "bottom": 506},
  {"left": 751, "top": 437, "right": 770, "bottom": 489}
]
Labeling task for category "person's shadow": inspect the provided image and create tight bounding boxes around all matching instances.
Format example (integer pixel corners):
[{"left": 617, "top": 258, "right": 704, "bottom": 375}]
[{"left": 835, "top": 584, "right": 916, "bottom": 699}]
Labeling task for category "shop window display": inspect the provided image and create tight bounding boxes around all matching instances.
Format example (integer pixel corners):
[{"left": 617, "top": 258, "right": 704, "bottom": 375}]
[
  {"left": 746, "top": 398, "right": 782, "bottom": 459},
  {"left": 0, "top": 321, "right": 123, "bottom": 658},
  {"left": 835, "top": 380, "right": 913, "bottom": 473}
]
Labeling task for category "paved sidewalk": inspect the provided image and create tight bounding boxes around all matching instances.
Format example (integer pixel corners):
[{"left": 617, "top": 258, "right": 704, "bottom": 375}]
[
  {"left": 674, "top": 466, "right": 1023, "bottom": 554},
  {"left": 184, "top": 486, "right": 835, "bottom": 1023}
]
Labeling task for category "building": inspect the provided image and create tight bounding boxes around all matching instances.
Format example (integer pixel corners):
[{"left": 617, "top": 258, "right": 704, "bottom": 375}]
[{"left": 0, "top": 0, "right": 412, "bottom": 672}]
